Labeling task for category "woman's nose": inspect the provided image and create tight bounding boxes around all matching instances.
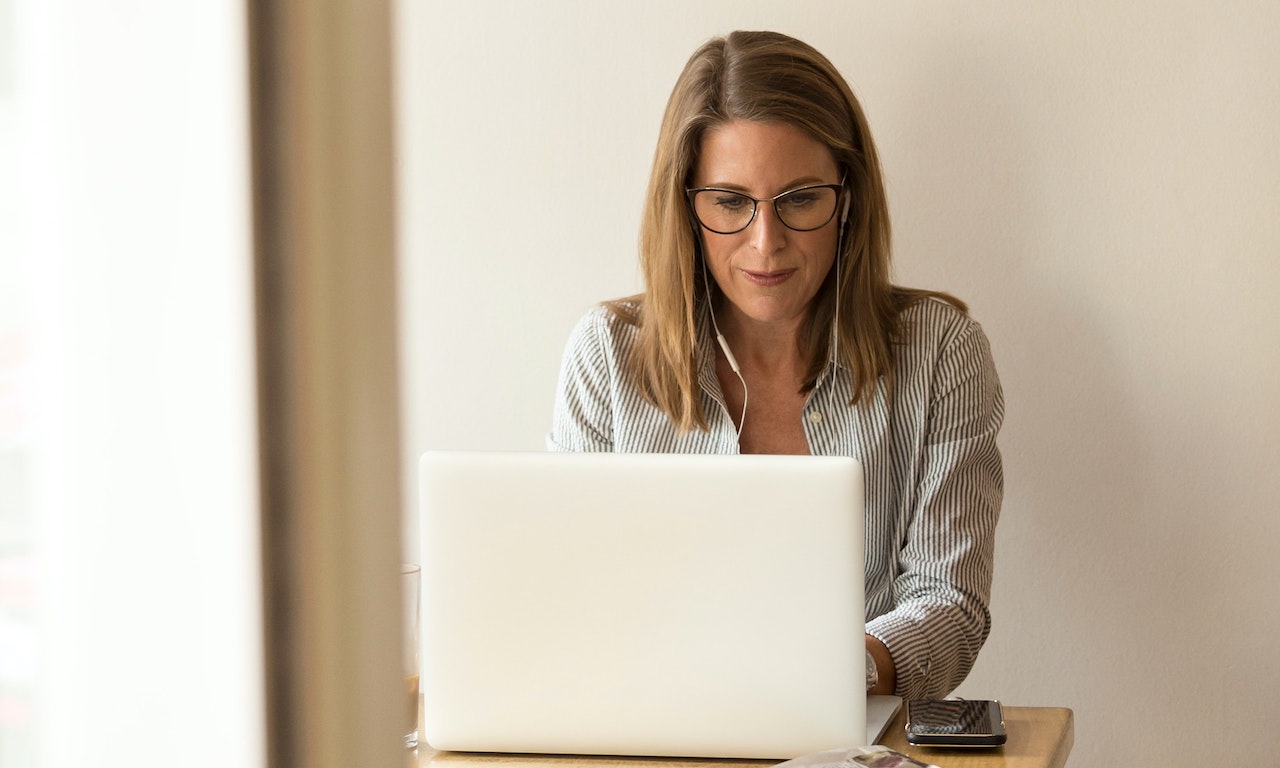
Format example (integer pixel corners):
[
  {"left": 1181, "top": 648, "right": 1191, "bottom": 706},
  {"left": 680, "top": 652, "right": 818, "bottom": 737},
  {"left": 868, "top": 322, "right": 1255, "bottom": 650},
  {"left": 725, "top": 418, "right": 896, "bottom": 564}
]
[{"left": 748, "top": 201, "right": 787, "bottom": 253}]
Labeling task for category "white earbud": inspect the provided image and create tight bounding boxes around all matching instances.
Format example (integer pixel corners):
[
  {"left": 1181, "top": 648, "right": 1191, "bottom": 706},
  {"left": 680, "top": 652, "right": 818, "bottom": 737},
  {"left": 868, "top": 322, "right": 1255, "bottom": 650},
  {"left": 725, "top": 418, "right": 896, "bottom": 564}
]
[{"left": 840, "top": 189, "right": 850, "bottom": 226}]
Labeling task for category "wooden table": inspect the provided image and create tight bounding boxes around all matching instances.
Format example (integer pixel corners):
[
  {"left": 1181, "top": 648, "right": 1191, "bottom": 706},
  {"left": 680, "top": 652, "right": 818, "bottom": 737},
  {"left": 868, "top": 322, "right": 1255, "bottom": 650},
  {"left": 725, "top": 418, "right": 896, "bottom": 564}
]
[{"left": 416, "top": 706, "right": 1073, "bottom": 768}]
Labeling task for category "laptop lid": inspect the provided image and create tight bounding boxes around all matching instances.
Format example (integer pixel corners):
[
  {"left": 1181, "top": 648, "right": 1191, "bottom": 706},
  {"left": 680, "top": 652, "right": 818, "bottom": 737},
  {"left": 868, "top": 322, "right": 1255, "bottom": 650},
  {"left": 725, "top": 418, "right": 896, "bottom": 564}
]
[{"left": 419, "top": 451, "right": 866, "bottom": 759}]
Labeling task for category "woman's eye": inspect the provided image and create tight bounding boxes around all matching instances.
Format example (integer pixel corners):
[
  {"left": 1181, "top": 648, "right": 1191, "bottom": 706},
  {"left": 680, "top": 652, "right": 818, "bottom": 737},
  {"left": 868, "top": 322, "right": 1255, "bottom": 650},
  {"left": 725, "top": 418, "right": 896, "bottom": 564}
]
[
  {"left": 779, "top": 192, "right": 818, "bottom": 209},
  {"left": 713, "top": 193, "right": 750, "bottom": 211}
]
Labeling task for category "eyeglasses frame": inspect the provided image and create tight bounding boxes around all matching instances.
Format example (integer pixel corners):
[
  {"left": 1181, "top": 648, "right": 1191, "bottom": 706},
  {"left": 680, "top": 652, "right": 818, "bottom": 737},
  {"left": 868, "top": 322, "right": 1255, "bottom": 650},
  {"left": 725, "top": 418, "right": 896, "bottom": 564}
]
[{"left": 685, "top": 178, "right": 847, "bottom": 235}]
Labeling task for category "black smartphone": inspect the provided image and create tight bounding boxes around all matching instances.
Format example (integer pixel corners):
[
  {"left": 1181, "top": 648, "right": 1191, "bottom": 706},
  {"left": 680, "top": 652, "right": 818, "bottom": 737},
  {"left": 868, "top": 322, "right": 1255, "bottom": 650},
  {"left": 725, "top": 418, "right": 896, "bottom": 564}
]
[{"left": 905, "top": 699, "right": 1007, "bottom": 747}]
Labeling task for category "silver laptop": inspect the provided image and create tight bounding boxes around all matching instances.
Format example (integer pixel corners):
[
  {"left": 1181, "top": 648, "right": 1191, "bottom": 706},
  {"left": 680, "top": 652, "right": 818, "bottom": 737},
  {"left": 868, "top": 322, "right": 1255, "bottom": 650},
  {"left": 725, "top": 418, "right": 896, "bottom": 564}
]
[{"left": 418, "top": 451, "right": 895, "bottom": 759}]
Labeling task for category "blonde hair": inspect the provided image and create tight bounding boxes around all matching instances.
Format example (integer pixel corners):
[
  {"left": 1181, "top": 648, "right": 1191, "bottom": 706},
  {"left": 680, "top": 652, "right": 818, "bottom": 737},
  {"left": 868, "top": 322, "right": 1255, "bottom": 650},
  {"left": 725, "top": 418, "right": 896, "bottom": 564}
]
[{"left": 609, "top": 30, "right": 963, "bottom": 432}]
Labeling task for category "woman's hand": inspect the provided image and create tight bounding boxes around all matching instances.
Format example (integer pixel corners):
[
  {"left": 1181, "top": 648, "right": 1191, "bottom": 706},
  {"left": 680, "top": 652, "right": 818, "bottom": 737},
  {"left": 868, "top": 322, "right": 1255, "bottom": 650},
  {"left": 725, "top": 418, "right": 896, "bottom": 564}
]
[{"left": 866, "top": 634, "right": 897, "bottom": 695}]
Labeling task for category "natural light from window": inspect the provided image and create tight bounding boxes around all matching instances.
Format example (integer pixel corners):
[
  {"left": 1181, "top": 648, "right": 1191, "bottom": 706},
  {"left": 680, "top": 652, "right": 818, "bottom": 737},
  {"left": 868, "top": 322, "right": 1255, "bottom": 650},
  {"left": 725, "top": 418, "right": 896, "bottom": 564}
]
[{"left": 1, "top": 2, "right": 264, "bottom": 766}]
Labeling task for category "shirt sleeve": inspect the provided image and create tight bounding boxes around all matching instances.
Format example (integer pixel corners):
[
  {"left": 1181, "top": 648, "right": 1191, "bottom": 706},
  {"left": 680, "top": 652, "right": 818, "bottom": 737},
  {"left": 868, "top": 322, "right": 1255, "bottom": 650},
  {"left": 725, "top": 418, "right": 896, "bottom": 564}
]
[
  {"left": 866, "top": 317, "right": 1004, "bottom": 700},
  {"left": 547, "top": 309, "right": 617, "bottom": 452}
]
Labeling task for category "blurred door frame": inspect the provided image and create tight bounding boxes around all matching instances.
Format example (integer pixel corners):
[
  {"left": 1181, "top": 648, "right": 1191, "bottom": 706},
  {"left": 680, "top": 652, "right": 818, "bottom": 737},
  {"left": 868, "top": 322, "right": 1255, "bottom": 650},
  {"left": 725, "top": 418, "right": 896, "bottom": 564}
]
[{"left": 247, "top": 2, "right": 405, "bottom": 766}]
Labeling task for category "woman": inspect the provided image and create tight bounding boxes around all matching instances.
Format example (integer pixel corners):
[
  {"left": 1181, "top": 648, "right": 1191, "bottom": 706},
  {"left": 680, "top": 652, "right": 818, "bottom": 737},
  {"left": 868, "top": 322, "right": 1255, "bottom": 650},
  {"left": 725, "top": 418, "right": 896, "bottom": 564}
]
[{"left": 548, "top": 30, "right": 1003, "bottom": 701}]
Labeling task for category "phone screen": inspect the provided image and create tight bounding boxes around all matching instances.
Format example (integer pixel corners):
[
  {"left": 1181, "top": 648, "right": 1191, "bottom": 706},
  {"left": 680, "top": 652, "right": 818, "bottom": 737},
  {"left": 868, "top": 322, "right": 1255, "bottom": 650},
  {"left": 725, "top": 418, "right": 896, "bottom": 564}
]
[
  {"left": 909, "top": 699, "right": 999, "bottom": 733},
  {"left": 906, "top": 699, "right": 1005, "bottom": 746}
]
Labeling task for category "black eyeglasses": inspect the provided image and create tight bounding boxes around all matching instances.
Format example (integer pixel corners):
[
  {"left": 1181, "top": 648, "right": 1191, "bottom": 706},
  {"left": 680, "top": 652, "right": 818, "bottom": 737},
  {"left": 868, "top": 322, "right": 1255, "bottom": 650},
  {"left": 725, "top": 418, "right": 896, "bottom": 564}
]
[{"left": 686, "top": 180, "right": 844, "bottom": 235}]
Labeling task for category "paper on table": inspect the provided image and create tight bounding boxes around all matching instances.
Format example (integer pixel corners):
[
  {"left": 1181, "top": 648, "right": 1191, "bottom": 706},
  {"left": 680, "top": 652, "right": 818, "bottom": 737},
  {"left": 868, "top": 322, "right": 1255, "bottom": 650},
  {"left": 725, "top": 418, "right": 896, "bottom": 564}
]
[{"left": 776, "top": 746, "right": 941, "bottom": 768}]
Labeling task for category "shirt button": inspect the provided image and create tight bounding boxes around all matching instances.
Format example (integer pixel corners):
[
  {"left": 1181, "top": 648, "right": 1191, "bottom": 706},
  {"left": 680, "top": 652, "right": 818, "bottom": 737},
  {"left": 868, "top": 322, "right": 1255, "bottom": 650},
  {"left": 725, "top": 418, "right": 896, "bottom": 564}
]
[{"left": 807, "top": 411, "right": 823, "bottom": 425}]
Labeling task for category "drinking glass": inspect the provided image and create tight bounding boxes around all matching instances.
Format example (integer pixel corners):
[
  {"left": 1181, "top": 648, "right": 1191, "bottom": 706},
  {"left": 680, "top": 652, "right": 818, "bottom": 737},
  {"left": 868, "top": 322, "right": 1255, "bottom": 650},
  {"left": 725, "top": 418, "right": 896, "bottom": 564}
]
[{"left": 402, "top": 564, "right": 421, "bottom": 749}]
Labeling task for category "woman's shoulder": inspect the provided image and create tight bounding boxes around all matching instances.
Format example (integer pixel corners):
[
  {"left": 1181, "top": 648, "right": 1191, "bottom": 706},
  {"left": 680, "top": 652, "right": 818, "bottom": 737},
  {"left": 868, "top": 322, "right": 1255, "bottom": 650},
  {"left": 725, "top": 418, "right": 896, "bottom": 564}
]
[
  {"left": 897, "top": 294, "right": 983, "bottom": 343},
  {"left": 564, "top": 298, "right": 642, "bottom": 354},
  {"left": 893, "top": 294, "right": 996, "bottom": 370},
  {"left": 575, "top": 297, "right": 640, "bottom": 330}
]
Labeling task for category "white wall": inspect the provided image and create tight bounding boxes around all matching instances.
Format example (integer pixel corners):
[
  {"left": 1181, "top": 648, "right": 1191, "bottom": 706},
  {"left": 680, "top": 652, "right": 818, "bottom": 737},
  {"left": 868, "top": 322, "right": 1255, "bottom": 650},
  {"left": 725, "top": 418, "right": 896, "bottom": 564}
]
[{"left": 397, "top": 2, "right": 1280, "bottom": 764}]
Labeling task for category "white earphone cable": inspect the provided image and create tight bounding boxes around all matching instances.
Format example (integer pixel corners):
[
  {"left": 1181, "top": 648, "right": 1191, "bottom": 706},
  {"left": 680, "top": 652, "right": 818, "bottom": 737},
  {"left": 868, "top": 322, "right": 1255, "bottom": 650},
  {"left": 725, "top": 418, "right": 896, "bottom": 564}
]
[
  {"left": 832, "top": 183, "right": 850, "bottom": 366},
  {"left": 701, "top": 257, "right": 747, "bottom": 440}
]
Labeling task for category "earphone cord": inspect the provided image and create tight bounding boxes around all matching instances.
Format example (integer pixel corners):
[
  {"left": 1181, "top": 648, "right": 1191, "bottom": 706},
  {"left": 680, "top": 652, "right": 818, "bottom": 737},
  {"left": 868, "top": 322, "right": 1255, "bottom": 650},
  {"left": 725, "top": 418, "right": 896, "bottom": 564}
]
[
  {"left": 832, "top": 226, "right": 844, "bottom": 366},
  {"left": 701, "top": 257, "right": 748, "bottom": 441},
  {"left": 832, "top": 181, "right": 850, "bottom": 366}
]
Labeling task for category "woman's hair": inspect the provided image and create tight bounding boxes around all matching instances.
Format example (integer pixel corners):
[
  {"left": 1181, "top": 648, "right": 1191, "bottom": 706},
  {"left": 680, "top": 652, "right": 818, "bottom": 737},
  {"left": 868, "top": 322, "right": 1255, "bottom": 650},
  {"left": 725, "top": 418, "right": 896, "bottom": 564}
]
[{"left": 608, "top": 30, "right": 964, "bottom": 432}]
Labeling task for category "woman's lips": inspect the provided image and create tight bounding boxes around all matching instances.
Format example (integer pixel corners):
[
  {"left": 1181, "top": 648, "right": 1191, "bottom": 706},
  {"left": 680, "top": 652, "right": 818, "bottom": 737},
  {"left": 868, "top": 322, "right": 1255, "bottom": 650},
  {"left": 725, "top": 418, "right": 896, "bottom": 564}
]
[{"left": 741, "top": 268, "right": 796, "bottom": 287}]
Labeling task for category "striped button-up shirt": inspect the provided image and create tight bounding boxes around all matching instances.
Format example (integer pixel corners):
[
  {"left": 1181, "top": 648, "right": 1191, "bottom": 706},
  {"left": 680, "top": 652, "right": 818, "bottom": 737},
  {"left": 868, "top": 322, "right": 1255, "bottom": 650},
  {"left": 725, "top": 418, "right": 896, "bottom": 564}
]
[{"left": 547, "top": 297, "right": 1004, "bottom": 699}]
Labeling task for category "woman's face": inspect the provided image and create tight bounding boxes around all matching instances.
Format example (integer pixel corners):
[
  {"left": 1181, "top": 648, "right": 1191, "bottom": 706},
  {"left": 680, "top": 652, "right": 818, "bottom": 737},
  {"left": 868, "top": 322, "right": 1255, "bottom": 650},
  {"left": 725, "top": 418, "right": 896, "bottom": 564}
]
[{"left": 691, "top": 119, "right": 842, "bottom": 334}]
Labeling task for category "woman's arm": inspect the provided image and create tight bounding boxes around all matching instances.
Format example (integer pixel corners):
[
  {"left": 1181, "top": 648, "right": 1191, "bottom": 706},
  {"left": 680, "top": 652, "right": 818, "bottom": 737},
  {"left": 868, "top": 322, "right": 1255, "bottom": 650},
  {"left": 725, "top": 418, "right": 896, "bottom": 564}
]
[{"left": 866, "top": 314, "right": 1004, "bottom": 699}]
